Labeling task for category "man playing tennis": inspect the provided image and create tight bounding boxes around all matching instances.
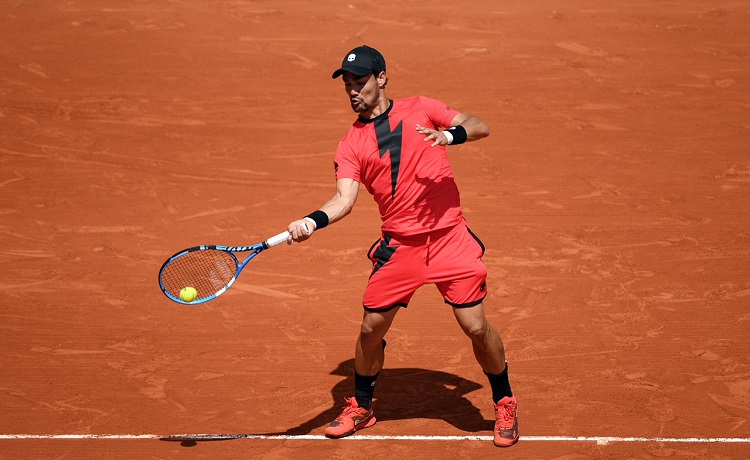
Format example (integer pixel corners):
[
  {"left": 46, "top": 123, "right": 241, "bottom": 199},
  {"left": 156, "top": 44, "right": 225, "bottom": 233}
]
[{"left": 286, "top": 45, "right": 518, "bottom": 447}]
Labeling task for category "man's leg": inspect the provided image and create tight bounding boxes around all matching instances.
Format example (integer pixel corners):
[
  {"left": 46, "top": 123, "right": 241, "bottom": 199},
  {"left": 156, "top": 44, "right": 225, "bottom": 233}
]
[
  {"left": 452, "top": 302, "right": 506, "bottom": 374},
  {"left": 324, "top": 307, "right": 399, "bottom": 439},
  {"left": 355, "top": 307, "right": 400, "bottom": 376},
  {"left": 453, "top": 303, "right": 519, "bottom": 447}
]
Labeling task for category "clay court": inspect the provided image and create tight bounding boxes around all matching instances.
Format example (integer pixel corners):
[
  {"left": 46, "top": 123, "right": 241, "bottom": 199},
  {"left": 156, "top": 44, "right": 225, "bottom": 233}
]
[{"left": 1, "top": 1, "right": 749, "bottom": 458}]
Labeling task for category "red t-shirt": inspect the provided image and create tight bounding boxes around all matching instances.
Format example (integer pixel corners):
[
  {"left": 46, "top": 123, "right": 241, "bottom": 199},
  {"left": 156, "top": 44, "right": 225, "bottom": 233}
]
[{"left": 334, "top": 96, "right": 463, "bottom": 236}]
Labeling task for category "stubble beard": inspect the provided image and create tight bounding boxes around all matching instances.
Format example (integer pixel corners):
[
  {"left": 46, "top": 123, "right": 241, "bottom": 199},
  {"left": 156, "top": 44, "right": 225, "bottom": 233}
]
[
  {"left": 353, "top": 99, "right": 368, "bottom": 113},
  {"left": 352, "top": 87, "right": 380, "bottom": 114}
]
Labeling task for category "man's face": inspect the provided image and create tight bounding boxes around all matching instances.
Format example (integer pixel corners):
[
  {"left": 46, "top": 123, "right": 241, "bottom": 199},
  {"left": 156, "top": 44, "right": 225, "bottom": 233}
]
[{"left": 342, "top": 71, "right": 380, "bottom": 114}]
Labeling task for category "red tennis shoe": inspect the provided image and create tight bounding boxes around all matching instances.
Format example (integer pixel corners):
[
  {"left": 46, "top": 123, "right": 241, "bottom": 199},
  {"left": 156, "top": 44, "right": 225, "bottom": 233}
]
[
  {"left": 324, "top": 397, "right": 376, "bottom": 438},
  {"left": 493, "top": 396, "right": 519, "bottom": 447}
]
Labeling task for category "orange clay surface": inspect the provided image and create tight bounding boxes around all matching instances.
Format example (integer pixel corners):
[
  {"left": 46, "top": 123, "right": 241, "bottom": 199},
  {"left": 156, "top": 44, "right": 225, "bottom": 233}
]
[{"left": 1, "top": 1, "right": 749, "bottom": 459}]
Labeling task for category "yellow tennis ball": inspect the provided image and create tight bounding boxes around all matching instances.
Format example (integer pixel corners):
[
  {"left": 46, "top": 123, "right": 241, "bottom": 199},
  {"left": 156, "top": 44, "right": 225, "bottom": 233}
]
[{"left": 179, "top": 286, "right": 198, "bottom": 302}]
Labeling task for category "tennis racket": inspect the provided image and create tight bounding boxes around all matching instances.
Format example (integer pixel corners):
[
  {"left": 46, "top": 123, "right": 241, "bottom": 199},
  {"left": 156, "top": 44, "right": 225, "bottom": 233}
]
[{"left": 158, "top": 230, "right": 290, "bottom": 305}]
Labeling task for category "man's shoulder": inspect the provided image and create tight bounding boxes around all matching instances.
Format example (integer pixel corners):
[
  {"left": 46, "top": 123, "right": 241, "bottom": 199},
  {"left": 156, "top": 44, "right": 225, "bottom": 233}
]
[
  {"left": 393, "top": 96, "right": 429, "bottom": 107},
  {"left": 339, "top": 120, "right": 375, "bottom": 146},
  {"left": 391, "top": 96, "right": 451, "bottom": 115}
]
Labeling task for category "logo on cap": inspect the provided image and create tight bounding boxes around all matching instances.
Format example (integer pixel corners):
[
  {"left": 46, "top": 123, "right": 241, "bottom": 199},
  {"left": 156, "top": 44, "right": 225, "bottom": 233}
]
[{"left": 332, "top": 45, "right": 385, "bottom": 79}]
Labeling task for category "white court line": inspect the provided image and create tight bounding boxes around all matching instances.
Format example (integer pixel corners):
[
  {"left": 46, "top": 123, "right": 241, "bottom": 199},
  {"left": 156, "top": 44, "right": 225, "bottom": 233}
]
[{"left": 1, "top": 434, "right": 749, "bottom": 445}]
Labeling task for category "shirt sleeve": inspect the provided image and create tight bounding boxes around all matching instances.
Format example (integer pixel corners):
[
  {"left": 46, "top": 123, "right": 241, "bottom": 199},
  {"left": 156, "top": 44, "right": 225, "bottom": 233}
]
[
  {"left": 333, "top": 137, "right": 361, "bottom": 182},
  {"left": 418, "top": 96, "right": 461, "bottom": 129}
]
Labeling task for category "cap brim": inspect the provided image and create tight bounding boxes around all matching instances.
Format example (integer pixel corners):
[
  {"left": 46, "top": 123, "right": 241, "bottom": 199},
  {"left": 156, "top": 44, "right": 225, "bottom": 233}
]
[{"left": 331, "top": 65, "right": 372, "bottom": 79}]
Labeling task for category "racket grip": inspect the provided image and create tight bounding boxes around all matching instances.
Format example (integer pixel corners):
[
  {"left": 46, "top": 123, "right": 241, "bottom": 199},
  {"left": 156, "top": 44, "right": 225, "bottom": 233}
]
[{"left": 265, "top": 231, "right": 290, "bottom": 248}]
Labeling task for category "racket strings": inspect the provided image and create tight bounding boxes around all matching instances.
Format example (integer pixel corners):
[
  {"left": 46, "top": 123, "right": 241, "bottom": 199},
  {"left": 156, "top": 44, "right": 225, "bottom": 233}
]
[{"left": 160, "top": 249, "right": 238, "bottom": 300}]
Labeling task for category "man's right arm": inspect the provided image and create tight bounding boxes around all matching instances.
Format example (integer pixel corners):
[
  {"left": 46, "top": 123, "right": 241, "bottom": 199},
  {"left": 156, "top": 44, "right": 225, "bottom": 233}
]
[
  {"left": 320, "top": 177, "right": 360, "bottom": 224},
  {"left": 287, "top": 178, "right": 360, "bottom": 243}
]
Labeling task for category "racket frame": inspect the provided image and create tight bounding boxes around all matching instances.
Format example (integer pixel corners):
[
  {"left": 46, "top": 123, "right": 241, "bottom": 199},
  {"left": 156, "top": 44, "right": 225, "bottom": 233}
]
[{"left": 158, "top": 231, "right": 289, "bottom": 305}]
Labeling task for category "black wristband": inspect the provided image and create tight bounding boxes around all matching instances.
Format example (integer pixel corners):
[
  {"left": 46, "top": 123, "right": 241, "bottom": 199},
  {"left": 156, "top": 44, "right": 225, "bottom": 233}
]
[
  {"left": 448, "top": 125, "right": 468, "bottom": 145},
  {"left": 304, "top": 210, "right": 329, "bottom": 230}
]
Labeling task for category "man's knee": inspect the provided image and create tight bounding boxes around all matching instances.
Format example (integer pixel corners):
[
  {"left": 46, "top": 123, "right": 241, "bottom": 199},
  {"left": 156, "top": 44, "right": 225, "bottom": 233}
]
[
  {"left": 360, "top": 309, "right": 398, "bottom": 338},
  {"left": 460, "top": 317, "right": 490, "bottom": 339},
  {"left": 360, "top": 315, "right": 382, "bottom": 336}
]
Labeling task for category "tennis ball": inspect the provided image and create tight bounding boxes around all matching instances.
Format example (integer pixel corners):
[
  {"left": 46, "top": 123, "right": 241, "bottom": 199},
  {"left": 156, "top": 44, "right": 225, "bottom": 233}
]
[{"left": 179, "top": 286, "right": 198, "bottom": 302}]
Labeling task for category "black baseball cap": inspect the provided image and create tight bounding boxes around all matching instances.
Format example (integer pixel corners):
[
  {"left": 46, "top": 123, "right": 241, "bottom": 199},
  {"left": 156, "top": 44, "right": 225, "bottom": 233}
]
[{"left": 331, "top": 45, "right": 386, "bottom": 79}]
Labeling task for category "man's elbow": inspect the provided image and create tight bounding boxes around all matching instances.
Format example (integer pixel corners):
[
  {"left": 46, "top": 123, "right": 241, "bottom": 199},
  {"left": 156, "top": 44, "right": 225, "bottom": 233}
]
[{"left": 475, "top": 122, "right": 490, "bottom": 139}]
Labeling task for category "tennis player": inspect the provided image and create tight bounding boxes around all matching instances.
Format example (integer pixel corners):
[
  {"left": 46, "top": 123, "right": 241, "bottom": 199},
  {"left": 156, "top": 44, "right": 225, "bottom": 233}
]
[{"left": 287, "top": 45, "right": 518, "bottom": 447}]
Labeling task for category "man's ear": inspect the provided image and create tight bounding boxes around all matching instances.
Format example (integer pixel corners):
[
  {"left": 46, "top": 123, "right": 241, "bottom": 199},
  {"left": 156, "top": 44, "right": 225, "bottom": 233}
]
[{"left": 377, "top": 71, "right": 388, "bottom": 88}]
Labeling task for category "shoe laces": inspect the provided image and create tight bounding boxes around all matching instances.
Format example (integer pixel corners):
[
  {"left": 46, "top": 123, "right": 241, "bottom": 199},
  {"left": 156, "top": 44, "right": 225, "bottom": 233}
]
[
  {"left": 495, "top": 401, "right": 516, "bottom": 427},
  {"left": 340, "top": 397, "right": 367, "bottom": 418}
]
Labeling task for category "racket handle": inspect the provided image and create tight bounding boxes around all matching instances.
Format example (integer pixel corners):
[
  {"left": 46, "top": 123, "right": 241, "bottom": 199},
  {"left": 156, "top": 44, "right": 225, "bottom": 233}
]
[{"left": 265, "top": 231, "right": 290, "bottom": 248}]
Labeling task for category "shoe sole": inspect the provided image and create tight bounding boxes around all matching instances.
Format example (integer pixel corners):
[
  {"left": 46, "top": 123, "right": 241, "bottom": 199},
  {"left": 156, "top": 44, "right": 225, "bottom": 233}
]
[
  {"left": 494, "top": 434, "right": 519, "bottom": 447},
  {"left": 324, "top": 416, "right": 377, "bottom": 439}
]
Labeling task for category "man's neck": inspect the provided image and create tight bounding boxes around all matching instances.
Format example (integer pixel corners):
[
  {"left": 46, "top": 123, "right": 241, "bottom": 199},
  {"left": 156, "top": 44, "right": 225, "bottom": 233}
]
[{"left": 362, "top": 97, "right": 391, "bottom": 120}]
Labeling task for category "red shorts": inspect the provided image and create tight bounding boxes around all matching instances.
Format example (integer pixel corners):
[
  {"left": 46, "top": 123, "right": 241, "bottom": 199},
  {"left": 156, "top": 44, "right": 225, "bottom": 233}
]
[{"left": 362, "top": 222, "right": 488, "bottom": 311}]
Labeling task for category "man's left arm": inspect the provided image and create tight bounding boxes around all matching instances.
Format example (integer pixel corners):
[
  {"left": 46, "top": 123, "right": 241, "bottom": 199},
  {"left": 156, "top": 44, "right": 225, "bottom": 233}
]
[
  {"left": 449, "top": 113, "right": 490, "bottom": 142},
  {"left": 416, "top": 112, "right": 490, "bottom": 147}
]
